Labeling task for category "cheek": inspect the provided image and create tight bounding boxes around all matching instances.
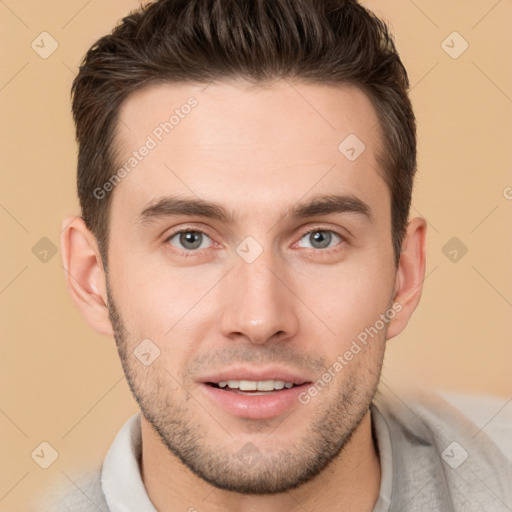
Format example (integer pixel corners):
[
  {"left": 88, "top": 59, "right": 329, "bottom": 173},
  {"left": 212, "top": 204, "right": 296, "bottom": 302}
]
[
  {"left": 108, "top": 226, "right": 395, "bottom": 360},
  {"left": 108, "top": 258, "right": 218, "bottom": 376},
  {"left": 293, "top": 261, "right": 395, "bottom": 342},
  {"left": 109, "top": 249, "right": 207, "bottom": 327}
]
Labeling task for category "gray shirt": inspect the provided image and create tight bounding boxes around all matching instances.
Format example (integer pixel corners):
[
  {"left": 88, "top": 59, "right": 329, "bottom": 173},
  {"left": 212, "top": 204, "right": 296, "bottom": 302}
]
[{"left": 40, "top": 386, "right": 512, "bottom": 511}]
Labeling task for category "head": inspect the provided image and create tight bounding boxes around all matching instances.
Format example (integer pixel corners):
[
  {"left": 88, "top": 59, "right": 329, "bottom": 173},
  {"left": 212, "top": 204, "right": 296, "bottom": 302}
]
[{"left": 61, "top": 0, "right": 426, "bottom": 495}]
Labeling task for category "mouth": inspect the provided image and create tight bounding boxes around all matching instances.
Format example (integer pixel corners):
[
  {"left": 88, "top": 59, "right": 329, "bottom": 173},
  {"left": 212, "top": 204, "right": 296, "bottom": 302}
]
[
  {"left": 198, "top": 370, "right": 313, "bottom": 419},
  {"left": 205, "top": 379, "right": 306, "bottom": 395}
]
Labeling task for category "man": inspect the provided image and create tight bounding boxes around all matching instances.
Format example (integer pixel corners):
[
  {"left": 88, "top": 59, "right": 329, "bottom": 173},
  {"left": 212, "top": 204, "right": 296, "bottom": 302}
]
[{"left": 52, "top": 0, "right": 511, "bottom": 510}]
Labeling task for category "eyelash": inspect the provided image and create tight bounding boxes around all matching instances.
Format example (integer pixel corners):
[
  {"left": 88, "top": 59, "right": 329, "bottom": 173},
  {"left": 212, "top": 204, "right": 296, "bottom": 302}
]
[{"left": 164, "top": 226, "right": 346, "bottom": 257}]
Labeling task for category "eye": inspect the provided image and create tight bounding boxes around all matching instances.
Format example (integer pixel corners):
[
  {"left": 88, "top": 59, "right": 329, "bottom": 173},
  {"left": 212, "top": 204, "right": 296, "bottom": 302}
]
[
  {"left": 297, "top": 229, "right": 343, "bottom": 250},
  {"left": 166, "top": 230, "right": 213, "bottom": 251}
]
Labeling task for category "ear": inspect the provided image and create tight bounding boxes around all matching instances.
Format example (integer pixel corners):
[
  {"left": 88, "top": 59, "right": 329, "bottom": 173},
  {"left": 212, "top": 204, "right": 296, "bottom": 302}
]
[
  {"left": 386, "top": 217, "right": 427, "bottom": 340},
  {"left": 60, "top": 215, "right": 113, "bottom": 337}
]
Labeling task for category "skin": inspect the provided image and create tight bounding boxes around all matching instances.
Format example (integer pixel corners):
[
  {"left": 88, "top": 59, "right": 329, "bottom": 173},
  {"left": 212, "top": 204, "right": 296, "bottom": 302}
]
[{"left": 61, "top": 79, "right": 426, "bottom": 512}]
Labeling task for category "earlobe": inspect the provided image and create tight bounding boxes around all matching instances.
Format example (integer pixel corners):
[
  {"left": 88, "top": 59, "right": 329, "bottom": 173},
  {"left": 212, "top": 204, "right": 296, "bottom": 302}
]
[
  {"left": 386, "top": 217, "right": 427, "bottom": 340},
  {"left": 60, "top": 215, "right": 114, "bottom": 337}
]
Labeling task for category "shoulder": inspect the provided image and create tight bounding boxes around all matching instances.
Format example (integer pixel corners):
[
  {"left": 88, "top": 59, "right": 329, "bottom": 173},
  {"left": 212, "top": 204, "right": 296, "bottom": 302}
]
[
  {"left": 439, "top": 390, "right": 512, "bottom": 463},
  {"left": 371, "top": 385, "right": 512, "bottom": 509},
  {"left": 374, "top": 385, "right": 512, "bottom": 453},
  {"left": 372, "top": 384, "right": 512, "bottom": 471},
  {"left": 38, "top": 468, "right": 109, "bottom": 512}
]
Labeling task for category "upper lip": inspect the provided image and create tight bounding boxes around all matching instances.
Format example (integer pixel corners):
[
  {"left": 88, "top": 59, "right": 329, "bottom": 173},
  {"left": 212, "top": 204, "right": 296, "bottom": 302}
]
[{"left": 198, "top": 366, "right": 313, "bottom": 386}]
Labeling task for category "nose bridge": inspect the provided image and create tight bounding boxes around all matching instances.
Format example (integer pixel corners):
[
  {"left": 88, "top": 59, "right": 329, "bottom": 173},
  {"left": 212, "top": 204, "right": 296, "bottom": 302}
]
[{"left": 219, "top": 242, "right": 298, "bottom": 344}]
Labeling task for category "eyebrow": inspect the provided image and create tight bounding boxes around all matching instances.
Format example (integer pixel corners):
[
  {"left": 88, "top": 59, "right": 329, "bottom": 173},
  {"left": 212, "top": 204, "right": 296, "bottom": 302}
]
[{"left": 137, "top": 193, "right": 373, "bottom": 227}]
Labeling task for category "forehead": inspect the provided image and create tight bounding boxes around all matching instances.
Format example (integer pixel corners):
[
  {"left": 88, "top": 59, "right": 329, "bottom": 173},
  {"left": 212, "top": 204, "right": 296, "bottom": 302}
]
[{"left": 110, "top": 79, "right": 387, "bottom": 223}]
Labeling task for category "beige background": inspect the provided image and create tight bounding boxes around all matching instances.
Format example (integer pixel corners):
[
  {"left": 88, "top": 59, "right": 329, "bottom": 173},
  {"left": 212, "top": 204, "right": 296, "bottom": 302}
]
[{"left": 1, "top": 0, "right": 511, "bottom": 509}]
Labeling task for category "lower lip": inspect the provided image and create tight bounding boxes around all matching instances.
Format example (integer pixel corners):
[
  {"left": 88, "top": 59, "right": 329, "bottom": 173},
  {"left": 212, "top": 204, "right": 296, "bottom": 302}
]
[{"left": 199, "top": 383, "right": 311, "bottom": 420}]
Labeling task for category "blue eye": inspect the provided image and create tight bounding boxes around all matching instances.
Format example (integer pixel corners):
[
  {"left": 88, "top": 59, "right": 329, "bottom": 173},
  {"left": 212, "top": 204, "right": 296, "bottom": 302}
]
[
  {"left": 166, "top": 230, "right": 212, "bottom": 251},
  {"left": 298, "top": 230, "right": 342, "bottom": 250}
]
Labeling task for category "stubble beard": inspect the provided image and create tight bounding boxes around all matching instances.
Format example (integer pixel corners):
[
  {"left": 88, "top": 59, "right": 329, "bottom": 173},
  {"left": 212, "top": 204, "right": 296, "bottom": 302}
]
[{"left": 105, "top": 276, "right": 384, "bottom": 495}]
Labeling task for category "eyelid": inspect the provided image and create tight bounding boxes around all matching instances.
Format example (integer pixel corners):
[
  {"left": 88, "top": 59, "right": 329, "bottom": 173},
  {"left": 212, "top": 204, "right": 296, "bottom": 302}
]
[
  {"left": 298, "top": 225, "right": 346, "bottom": 239},
  {"left": 163, "top": 222, "right": 215, "bottom": 239}
]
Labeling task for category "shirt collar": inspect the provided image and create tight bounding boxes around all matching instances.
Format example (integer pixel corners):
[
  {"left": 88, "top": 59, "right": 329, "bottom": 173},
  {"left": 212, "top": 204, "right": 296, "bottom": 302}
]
[{"left": 101, "top": 413, "right": 157, "bottom": 512}]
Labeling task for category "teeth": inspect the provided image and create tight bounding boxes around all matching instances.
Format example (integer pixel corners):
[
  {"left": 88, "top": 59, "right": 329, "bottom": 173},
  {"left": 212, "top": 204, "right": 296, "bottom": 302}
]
[
  {"left": 216, "top": 380, "right": 296, "bottom": 391},
  {"left": 235, "top": 380, "right": 257, "bottom": 390},
  {"left": 257, "top": 380, "right": 275, "bottom": 391}
]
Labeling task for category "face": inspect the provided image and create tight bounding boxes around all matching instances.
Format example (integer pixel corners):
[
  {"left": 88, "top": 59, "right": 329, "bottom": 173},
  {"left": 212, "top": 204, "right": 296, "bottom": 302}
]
[{"left": 105, "top": 79, "right": 397, "bottom": 493}]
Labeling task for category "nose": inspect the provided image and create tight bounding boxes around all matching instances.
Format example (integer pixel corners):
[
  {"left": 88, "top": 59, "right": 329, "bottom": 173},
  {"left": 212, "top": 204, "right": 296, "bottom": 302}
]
[{"left": 219, "top": 247, "right": 299, "bottom": 345}]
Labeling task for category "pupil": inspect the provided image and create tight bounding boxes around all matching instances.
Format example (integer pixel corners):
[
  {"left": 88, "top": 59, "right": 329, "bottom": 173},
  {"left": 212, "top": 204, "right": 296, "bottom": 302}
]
[{"left": 311, "top": 231, "right": 331, "bottom": 249}]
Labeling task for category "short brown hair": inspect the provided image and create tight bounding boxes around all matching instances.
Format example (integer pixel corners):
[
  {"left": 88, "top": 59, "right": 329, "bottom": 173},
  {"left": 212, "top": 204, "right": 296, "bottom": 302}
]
[{"left": 71, "top": 0, "right": 416, "bottom": 267}]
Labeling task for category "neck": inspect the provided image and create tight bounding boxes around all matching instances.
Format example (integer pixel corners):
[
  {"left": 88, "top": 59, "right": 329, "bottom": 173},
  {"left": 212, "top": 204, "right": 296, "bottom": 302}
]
[{"left": 140, "top": 411, "right": 381, "bottom": 512}]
